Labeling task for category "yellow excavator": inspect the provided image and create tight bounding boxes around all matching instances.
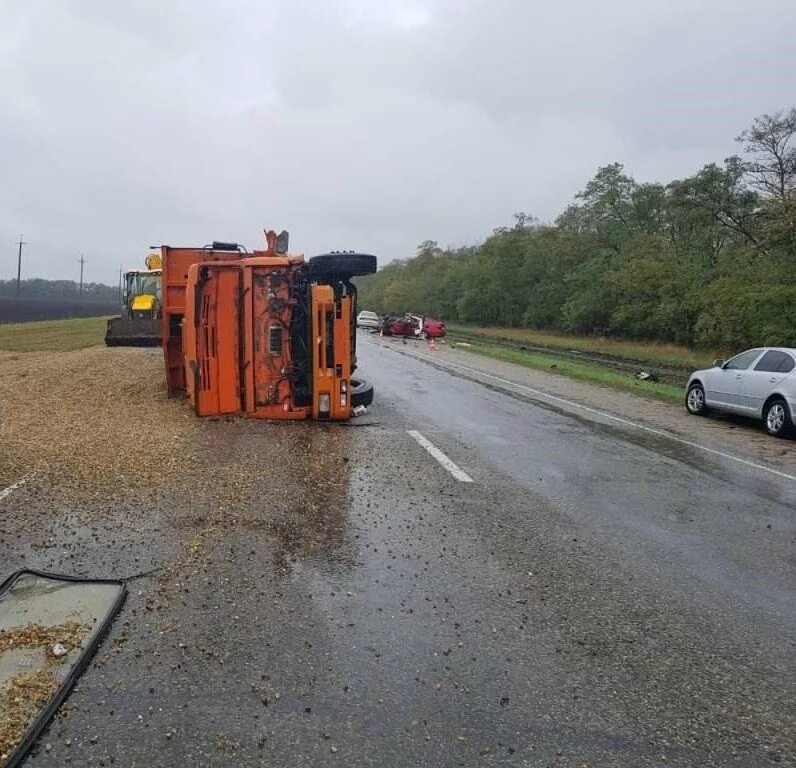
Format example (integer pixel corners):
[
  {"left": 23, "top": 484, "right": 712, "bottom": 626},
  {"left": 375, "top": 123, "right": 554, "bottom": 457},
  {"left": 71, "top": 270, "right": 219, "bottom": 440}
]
[{"left": 104, "top": 254, "right": 163, "bottom": 347}]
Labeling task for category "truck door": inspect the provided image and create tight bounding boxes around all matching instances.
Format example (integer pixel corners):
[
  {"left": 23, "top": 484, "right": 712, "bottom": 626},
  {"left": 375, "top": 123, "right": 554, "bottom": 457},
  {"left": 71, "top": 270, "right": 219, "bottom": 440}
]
[{"left": 192, "top": 265, "right": 241, "bottom": 416}]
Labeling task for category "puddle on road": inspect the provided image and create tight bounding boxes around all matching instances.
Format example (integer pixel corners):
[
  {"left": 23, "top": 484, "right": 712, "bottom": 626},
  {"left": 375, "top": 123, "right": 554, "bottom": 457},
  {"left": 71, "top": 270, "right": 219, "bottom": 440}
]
[{"left": 0, "top": 571, "right": 126, "bottom": 767}]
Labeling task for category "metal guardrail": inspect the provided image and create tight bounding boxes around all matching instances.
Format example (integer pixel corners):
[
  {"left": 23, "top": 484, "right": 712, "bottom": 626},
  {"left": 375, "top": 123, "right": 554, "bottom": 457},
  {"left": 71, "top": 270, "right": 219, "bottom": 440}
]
[{"left": 447, "top": 328, "right": 693, "bottom": 387}]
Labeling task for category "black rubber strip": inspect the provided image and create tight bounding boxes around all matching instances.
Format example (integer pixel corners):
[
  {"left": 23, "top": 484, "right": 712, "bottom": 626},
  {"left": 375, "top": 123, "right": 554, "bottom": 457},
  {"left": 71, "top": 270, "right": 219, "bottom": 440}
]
[{"left": 0, "top": 569, "right": 127, "bottom": 768}]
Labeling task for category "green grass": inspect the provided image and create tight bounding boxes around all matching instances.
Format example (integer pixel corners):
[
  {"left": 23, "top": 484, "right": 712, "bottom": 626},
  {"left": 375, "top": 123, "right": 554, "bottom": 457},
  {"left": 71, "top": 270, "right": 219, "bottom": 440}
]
[
  {"left": 448, "top": 324, "right": 715, "bottom": 369},
  {"left": 0, "top": 316, "right": 108, "bottom": 352},
  {"left": 461, "top": 342, "right": 684, "bottom": 404}
]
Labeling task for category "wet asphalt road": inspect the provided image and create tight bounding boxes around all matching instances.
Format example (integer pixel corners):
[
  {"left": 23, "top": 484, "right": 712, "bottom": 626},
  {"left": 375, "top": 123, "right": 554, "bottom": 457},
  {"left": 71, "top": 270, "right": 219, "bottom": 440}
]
[
  {"left": 361, "top": 336, "right": 795, "bottom": 627},
  {"left": 6, "top": 334, "right": 795, "bottom": 767}
]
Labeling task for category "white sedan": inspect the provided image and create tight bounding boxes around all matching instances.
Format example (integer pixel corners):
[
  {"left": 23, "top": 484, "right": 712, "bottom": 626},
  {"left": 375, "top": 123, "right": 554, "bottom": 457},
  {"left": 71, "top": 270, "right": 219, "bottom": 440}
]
[
  {"left": 685, "top": 347, "right": 796, "bottom": 437},
  {"left": 356, "top": 310, "right": 380, "bottom": 330}
]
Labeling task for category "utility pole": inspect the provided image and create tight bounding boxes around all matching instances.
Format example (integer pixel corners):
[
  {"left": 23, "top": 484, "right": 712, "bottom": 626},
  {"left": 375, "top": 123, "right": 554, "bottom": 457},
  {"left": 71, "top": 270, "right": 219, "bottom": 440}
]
[
  {"left": 78, "top": 253, "right": 85, "bottom": 297},
  {"left": 15, "top": 236, "right": 25, "bottom": 296},
  {"left": 118, "top": 265, "right": 123, "bottom": 302}
]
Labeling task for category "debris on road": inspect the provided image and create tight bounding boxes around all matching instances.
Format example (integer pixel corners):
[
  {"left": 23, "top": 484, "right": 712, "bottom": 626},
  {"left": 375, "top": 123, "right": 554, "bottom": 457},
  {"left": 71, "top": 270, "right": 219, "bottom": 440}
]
[
  {"left": 0, "top": 620, "right": 91, "bottom": 761},
  {"left": 0, "top": 347, "right": 197, "bottom": 498},
  {"left": 0, "top": 621, "right": 89, "bottom": 656},
  {"left": 0, "top": 571, "right": 126, "bottom": 767},
  {"left": 50, "top": 643, "right": 67, "bottom": 659},
  {"left": 1, "top": 668, "right": 59, "bottom": 762}
]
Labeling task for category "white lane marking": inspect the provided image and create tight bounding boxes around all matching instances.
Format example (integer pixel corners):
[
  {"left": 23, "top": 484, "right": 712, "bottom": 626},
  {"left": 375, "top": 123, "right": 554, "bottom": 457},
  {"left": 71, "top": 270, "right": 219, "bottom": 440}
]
[
  {"left": 0, "top": 477, "right": 27, "bottom": 501},
  {"left": 407, "top": 430, "right": 474, "bottom": 483},
  {"left": 401, "top": 350, "right": 796, "bottom": 484}
]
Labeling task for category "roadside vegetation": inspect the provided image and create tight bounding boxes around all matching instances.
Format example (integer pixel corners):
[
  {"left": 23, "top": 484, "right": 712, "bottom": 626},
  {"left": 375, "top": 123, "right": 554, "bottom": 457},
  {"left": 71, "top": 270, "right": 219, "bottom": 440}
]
[
  {"left": 359, "top": 109, "right": 796, "bottom": 352},
  {"left": 0, "top": 316, "right": 107, "bottom": 352},
  {"left": 447, "top": 325, "right": 713, "bottom": 370},
  {"left": 453, "top": 341, "right": 683, "bottom": 403}
]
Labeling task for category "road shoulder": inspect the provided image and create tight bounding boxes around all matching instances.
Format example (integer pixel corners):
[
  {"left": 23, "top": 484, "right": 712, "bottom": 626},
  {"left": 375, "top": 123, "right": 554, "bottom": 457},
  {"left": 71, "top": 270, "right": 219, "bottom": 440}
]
[{"left": 368, "top": 335, "right": 796, "bottom": 479}]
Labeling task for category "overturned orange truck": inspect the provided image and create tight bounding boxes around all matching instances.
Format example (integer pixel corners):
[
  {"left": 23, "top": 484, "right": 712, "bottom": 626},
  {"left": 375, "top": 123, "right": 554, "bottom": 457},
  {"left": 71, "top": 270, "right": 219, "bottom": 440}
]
[{"left": 157, "top": 230, "right": 376, "bottom": 420}]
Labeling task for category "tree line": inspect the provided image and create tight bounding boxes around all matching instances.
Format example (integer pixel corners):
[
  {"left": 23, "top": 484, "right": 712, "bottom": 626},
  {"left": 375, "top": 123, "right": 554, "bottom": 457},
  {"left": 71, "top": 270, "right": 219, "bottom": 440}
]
[
  {"left": 357, "top": 109, "right": 796, "bottom": 350},
  {"left": 0, "top": 278, "right": 118, "bottom": 302}
]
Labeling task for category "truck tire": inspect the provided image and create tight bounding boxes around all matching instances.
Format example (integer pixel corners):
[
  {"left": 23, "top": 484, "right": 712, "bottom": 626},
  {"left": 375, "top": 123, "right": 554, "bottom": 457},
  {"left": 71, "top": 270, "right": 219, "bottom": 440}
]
[
  {"left": 308, "top": 252, "right": 377, "bottom": 280},
  {"left": 351, "top": 378, "right": 374, "bottom": 408}
]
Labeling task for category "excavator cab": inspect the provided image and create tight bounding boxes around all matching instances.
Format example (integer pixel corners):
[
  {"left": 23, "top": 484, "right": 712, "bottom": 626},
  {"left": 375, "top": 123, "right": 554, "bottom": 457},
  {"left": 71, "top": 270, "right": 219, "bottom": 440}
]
[
  {"left": 104, "top": 255, "right": 163, "bottom": 347},
  {"left": 123, "top": 270, "right": 161, "bottom": 315}
]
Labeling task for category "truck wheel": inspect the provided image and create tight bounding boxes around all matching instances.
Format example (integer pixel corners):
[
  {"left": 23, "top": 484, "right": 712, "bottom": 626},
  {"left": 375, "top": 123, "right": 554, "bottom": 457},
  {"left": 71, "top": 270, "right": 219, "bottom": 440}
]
[
  {"left": 308, "top": 252, "right": 377, "bottom": 280},
  {"left": 351, "top": 378, "right": 374, "bottom": 408}
]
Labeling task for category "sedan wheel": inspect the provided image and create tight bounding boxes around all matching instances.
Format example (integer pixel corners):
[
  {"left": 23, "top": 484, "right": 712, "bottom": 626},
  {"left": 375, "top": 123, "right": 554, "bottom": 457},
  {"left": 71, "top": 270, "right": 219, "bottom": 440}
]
[
  {"left": 685, "top": 383, "right": 708, "bottom": 416},
  {"left": 764, "top": 398, "right": 791, "bottom": 437}
]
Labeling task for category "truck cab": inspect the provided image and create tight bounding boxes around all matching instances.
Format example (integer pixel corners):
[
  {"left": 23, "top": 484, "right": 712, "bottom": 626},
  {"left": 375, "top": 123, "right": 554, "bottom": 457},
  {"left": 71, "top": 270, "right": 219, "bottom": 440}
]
[{"left": 160, "top": 232, "right": 375, "bottom": 421}]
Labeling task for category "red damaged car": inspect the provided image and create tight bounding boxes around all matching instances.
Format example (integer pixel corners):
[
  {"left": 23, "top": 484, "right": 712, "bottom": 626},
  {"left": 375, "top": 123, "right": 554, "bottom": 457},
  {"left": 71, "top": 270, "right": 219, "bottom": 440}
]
[
  {"left": 381, "top": 314, "right": 446, "bottom": 339},
  {"left": 418, "top": 316, "right": 446, "bottom": 339},
  {"left": 381, "top": 314, "right": 419, "bottom": 337}
]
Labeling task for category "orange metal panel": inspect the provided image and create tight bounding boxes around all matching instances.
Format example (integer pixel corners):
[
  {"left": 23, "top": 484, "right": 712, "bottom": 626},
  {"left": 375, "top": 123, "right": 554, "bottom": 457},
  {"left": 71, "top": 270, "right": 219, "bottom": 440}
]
[
  {"left": 311, "top": 285, "right": 352, "bottom": 421},
  {"left": 211, "top": 266, "right": 241, "bottom": 415},
  {"left": 182, "top": 262, "right": 242, "bottom": 417},
  {"left": 161, "top": 246, "right": 240, "bottom": 395},
  {"left": 242, "top": 255, "right": 292, "bottom": 268}
]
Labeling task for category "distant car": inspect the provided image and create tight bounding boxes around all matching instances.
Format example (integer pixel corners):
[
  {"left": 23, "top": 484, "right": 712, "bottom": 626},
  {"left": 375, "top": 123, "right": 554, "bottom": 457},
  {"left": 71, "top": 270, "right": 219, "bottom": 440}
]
[
  {"left": 381, "top": 314, "right": 419, "bottom": 337},
  {"left": 685, "top": 347, "right": 796, "bottom": 437},
  {"left": 413, "top": 315, "right": 446, "bottom": 339},
  {"left": 357, "top": 310, "right": 380, "bottom": 330},
  {"left": 381, "top": 314, "right": 446, "bottom": 339}
]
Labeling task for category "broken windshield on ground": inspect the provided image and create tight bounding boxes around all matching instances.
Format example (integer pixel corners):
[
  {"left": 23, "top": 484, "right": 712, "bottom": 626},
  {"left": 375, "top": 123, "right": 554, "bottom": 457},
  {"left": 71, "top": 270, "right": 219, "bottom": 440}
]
[{"left": 0, "top": 571, "right": 125, "bottom": 768}]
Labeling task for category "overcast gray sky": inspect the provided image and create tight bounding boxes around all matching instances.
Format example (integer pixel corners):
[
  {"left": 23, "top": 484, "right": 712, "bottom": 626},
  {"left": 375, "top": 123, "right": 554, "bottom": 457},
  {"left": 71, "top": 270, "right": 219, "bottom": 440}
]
[{"left": 1, "top": 0, "right": 794, "bottom": 284}]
